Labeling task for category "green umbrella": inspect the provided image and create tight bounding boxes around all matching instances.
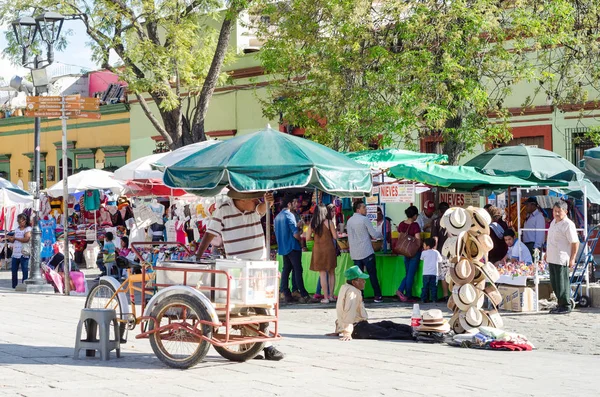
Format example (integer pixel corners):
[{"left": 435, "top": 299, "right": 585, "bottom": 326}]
[
  {"left": 163, "top": 127, "right": 372, "bottom": 197},
  {"left": 345, "top": 149, "right": 448, "bottom": 169},
  {"left": 550, "top": 179, "right": 600, "bottom": 205},
  {"left": 388, "top": 162, "right": 550, "bottom": 190},
  {"left": 465, "top": 144, "right": 584, "bottom": 182}
]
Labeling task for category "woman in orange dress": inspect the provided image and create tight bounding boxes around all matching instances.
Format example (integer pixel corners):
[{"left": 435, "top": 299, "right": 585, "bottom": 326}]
[{"left": 307, "top": 204, "right": 338, "bottom": 303}]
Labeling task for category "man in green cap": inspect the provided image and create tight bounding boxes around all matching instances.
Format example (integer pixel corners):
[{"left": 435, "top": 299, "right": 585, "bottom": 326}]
[{"left": 334, "top": 266, "right": 414, "bottom": 341}]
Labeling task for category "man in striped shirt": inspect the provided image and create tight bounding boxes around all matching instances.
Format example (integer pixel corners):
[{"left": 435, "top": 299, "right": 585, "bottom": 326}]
[{"left": 195, "top": 189, "right": 284, "bottom": 360}]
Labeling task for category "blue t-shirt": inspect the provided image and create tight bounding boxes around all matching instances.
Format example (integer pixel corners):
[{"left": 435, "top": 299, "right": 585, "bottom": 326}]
[
  {"left": 39, "top": 217, "right": 57, "bottom": 259},
  {"left": 274, "top": 209, "right": 301, "bottom": 255},
  {"left": 104, "top": 241, "right": 116, "bottom": 262}
]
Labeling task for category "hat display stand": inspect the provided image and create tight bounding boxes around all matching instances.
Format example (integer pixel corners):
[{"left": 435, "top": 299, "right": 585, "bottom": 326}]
[{"left": 441, "top": 206, "right": 504, "bottom": 334}]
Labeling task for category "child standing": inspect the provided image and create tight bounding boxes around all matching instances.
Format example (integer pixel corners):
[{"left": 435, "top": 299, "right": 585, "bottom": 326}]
[
  {"left": 103, "top": 232, "right": 117, "bottom": 278},
  {"left": 420, "top": 238, "right": 442, "bottom": 303}
]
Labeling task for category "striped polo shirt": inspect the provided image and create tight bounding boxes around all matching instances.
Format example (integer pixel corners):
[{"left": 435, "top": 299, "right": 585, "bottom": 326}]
[{"left": 206, "top": 199, "right": 267, "bottom": 260}]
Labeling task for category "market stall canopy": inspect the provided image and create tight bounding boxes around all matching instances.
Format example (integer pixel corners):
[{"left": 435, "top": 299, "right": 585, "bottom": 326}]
[
  {"left": 345, "top": 149, "right": 448, "bottom": 169},
  {"left": 163, "top": 127, "right": 372, "bottom": 197},
  {"left": 579, "top": 146, "right": 600, "bottom": 182},
  {"left": 549, "top": 178, "right": 600, "bottom": 205},
  {"left": 113, "top": 153, "right": 167, "bottom": 181},
  {"left": 0, "top": 188, "right": 33, "bottom": 207},
  {"left": 151, "top": 140, "right": 222, "bottom": 172},
  {"left": 465, "top": 144, "right": 584, "bottom": 182},
  {"left": 46, "top": 169, "right": 126, "bottom": 197},
  {"left": 388, "top": 162, "right": 544, "bottom": 190},
  {"left": 124, "top": 179, "right": 188, "bottom": 197},
  {"left": 0, "top": 177, "right": 32, "bottom": 197}
]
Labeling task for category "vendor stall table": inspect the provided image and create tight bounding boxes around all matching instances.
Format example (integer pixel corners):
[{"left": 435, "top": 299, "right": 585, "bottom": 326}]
[{"left": 277, "top": 252, "right": 439, "bottom": 298}]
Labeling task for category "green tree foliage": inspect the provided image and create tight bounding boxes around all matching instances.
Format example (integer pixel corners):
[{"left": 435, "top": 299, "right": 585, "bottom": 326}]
[
  {"left": 253, "top": 0, "right": 597, "bottom": 164},
  {"left": 0, "top": 0, "right": 249, "bottom": 148}
]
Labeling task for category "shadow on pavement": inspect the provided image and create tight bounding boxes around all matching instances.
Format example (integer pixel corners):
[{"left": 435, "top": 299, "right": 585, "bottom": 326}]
[
  {"left": 0, "top": 344, "right": 238, "bottom": 369},
  {"left": 281, "top": 333, "right": 339, "bottom": 340}
]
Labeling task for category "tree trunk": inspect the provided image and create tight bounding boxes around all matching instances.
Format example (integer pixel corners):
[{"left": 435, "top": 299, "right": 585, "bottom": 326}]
[
  {"left": 442, "top": 116, "right": 466, "bottom": 165},
  {"left": 191, "top": 5, "right": 240, "bottom": 142}
]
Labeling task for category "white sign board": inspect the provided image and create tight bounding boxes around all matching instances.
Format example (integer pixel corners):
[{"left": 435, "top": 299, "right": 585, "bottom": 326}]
[
  {"left": 366, "top": 205, "right": 378, "bottom": 228},
  {"left": 438, "top": 192, "right": 480, "bottom": 208},
  {"left": 379, "top": 184, "right": 415, "bottom": 203}
]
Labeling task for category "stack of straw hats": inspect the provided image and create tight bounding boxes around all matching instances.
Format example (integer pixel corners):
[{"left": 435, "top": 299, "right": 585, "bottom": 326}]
[{"left": 440, "top": 206, "right": 504, "bottom": 334}]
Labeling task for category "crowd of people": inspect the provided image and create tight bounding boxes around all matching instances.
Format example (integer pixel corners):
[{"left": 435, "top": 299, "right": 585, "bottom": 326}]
[{"left": 265, "top": 194, "right": 580, "bottom": 317}]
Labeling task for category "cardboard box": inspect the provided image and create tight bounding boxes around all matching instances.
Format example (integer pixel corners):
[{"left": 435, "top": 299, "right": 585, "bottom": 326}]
[{"left": 497, "top": 285, "right": 538, "bottom": 312}]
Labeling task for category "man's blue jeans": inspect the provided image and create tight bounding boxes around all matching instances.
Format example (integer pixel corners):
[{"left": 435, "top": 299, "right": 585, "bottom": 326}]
[
  {"left": 421, "top": 275, "right": 438, "bottom": 302},
  {"left": 11, "top": 256, "right": 29, "bottom": 288},
  {"left": 280, "top": 250, "right": 308, "bottom": 297},
  {"left": 399, "top": 254, "right": 420, "bottom": 298},
  {"left": 354, "top": 254, "right": 381, "bottom": 298}
]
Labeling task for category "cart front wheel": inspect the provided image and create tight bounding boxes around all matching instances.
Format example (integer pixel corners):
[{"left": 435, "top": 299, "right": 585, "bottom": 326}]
[
  {"left": 213, "top": 308, "right": 269, "bottom": 362},
  {"left": 578, "top": 295, "right": 591, "bottom": 308},
  {"left": 148, "top": 294, "right": 212, "bottom": 369}
]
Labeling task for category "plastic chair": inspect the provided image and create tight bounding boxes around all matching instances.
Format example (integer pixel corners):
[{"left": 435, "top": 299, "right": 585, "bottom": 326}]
[{"left": 73, "top": 308, "right": 121, "bottom": 361}]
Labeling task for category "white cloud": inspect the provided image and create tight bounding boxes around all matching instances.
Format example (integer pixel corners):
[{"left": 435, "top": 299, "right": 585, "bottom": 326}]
[{"left": 0, "top": 56, "right": 28, "bottom": 83}]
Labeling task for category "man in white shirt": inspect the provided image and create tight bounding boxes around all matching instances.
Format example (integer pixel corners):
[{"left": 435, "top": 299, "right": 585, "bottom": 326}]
[
  {"left": 522, "top": 197, "right": 546, "bottom": 257},
  {"left": 546, "top": 201, "right": 579, "bottom": 314},
  {"left": 416, "top": 200, "right": 436, "bottom": 233},
  {"left": 502, "top": 229, "right": 533, "bottom": 264},
  {"left": 346, "top": 201, "right": 383, "bottom": 303}
]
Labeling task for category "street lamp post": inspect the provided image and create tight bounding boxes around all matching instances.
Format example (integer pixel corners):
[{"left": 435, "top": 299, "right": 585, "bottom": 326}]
[{"left": 11, "top": 11, "right": 65, "bottom": 293}]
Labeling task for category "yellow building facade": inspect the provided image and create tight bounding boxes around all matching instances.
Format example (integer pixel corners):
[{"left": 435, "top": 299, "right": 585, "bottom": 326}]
[{"left": 0, "top": 103, "right": 130, "bottom": 189}]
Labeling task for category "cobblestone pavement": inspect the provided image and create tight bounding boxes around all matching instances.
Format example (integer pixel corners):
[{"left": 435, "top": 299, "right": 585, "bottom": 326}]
[{"left": 0, "top": 269, "right": 598, "bottom": 397}]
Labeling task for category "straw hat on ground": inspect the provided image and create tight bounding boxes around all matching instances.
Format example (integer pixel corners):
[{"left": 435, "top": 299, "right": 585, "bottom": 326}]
[{"left": 417, "top": 309, "right": 451, "bottom": 333}]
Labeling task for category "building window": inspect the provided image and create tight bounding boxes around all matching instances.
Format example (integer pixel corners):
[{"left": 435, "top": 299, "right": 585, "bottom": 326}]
[
  {"left": 420, "top": 131, "right": 443, "bottom": 154},
  {"left": 565, "top": 127, "right": 595, "bottom": 165},
  {"left": 59, "top": 158, "right": 73, "bottom": 178},
  {"left": 100, "top": 146, "right": 129, "bottom": 170}
]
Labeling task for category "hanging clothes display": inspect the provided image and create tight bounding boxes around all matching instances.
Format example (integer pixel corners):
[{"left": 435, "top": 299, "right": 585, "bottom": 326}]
[
  {"left": 84, "top": 190, "right": 101, "bottom": 211},
  {"left": 125, "top": 218, "right": 146, "bottom": 244},
  {"left": 40, "top": 195, "right": 52, "bottom": 218},
  {"left": 98, "top": 207, "right": 113, "bottom": 226},
  {"left": 49, "top": 197, "right": 63, "bottom": 214},
  {"left": 113, "top": 204, "right": 134, "bottom": 227},
  {"left": 149, "top": 222, "right": 166, "bottom": 241},
  {"left": 39, "top": 217, "right": 57, "bottom": 259},
  {"left": 165, "top": 218, "right": 177, "bottom": 242},
  {"left": 175, "top": 219, "right": 188, "bottom": 245}
]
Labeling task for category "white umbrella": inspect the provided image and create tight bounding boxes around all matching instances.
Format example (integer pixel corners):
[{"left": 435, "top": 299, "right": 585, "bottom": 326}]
[
  {"left": 45, "top": 169, "right": 126, "bottom": 197},
  {"left": 113, "top": 152, "right": 167, "bottom": 181},
  {"left": 1, "top": 189, "right": 33, "bottom": 207},
  {"left": 151, "top": 140, "right": 222, "bottom": 172}
]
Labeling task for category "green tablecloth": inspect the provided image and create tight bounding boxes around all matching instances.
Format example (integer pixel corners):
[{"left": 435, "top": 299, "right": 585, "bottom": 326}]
[{"left": 277, "top": 252, "right": 436, "bottom": 298}]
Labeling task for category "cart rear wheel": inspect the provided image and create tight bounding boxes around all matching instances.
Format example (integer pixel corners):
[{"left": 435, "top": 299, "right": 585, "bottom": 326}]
[
  {"left": 149, "top": 294, "right": 212, "bottom": 369},
  {"left": 213, "top": 308, "right": 269, "bottom": 362},
  {"left": 578, "top": 295, "right": 591, "bottom": 308},
  {"left": 85, "top": 280, "right": 127, "bottom": 341}
]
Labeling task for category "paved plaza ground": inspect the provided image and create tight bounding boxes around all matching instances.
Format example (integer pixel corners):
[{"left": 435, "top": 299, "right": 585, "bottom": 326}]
[{"left": 0, "top": 269, "right": 598, "bottom": 397}]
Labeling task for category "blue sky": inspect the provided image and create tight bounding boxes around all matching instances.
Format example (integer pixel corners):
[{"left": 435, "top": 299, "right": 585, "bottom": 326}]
[{"left": 0, "top": 21, "right": 98, "bottom": 83}]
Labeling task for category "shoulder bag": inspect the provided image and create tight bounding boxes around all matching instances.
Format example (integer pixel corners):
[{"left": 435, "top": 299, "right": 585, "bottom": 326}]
[{"left": 393, "top": 223, "right": 421, "bottom": 257}]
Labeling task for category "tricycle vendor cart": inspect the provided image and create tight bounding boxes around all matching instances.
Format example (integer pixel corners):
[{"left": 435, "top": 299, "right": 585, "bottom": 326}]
[{"left": 84, "top": 242, "right": 281, "bottom": 369}]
